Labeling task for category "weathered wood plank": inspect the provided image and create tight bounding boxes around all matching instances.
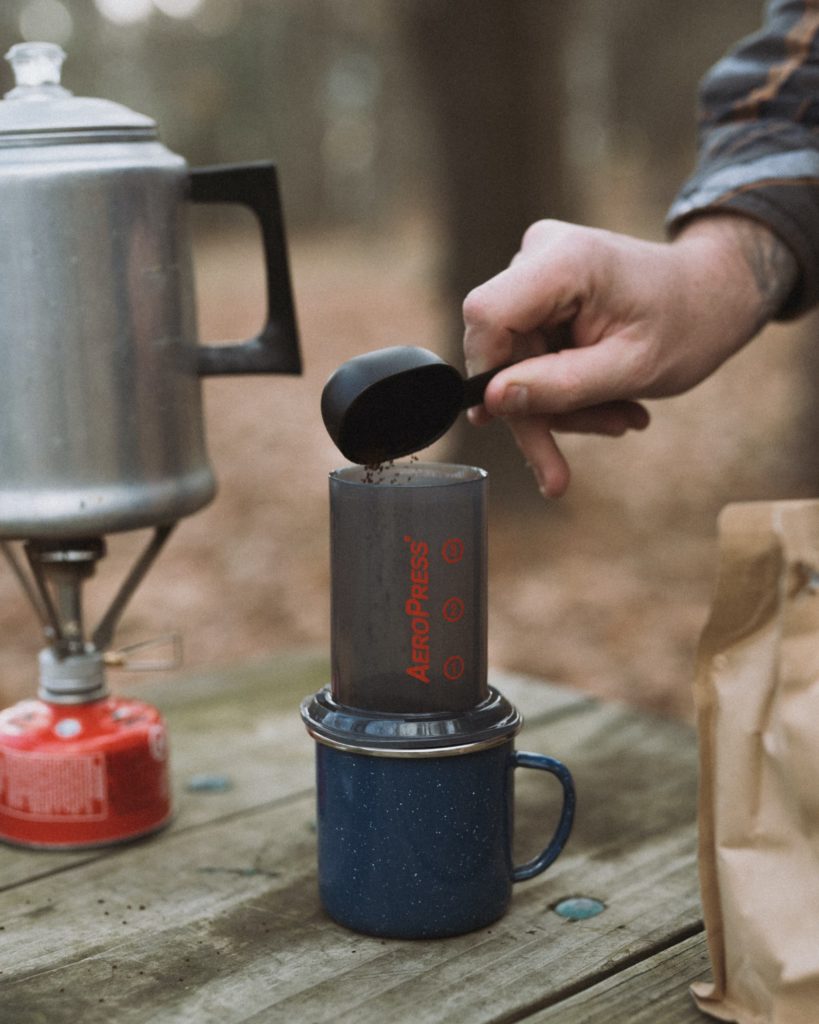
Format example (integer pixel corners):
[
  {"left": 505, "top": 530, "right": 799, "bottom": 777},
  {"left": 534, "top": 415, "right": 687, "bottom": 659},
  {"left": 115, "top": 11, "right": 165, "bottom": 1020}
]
[
  {"left": 526, "top": 932, "right": 711, "bottom": 1023},
  {"left": 0, "top": 695, "right": 700, "bottom": 1024},
  {"left": 0, "top": 652, "right": 327, "bottom": 889},
  {"left": 0, "top": 657, "right": 589, "bottom": 890}
]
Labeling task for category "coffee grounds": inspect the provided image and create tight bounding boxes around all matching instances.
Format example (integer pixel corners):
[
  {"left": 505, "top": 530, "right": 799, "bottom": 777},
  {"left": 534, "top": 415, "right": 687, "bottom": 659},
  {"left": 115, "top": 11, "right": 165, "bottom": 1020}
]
[{"left": 361, "top": 454, "right": 419, "bottom": 485}]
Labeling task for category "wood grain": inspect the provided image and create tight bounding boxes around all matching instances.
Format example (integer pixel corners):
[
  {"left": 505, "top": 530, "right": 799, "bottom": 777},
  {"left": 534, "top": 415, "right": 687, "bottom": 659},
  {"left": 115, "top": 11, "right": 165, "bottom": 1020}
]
[
  {"left": 527, "top": 932, "right": 711, "bottom": 1023},
  {"left": 0, "top": 655, "right": 701, "bottom": 1024}
]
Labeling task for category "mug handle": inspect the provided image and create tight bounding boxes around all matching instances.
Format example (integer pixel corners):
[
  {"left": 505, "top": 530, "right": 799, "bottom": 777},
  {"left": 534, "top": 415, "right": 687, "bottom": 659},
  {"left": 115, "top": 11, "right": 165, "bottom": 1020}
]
[
  {"left": 189, "top": 161, "right": 301, "bottom": 377},
  {"left": 511, "top": 751, "right": 576, "bottom": 882}
]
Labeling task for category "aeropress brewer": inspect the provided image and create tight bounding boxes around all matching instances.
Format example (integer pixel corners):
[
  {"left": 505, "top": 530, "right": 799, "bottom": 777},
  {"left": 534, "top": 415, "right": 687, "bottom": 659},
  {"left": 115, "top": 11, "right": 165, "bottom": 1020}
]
[
  {"left": 0, "top": 42, "right": 300, "bottom": 849},
  {"left": 302, "top": 462, "right": 575, "bottom": 938}
]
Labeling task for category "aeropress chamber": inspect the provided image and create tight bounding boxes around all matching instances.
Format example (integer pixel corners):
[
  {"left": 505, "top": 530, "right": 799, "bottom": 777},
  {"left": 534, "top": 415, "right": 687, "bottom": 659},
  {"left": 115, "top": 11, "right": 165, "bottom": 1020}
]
[{"left": 302, "top": 462, "right": 575, "bottom": 939}]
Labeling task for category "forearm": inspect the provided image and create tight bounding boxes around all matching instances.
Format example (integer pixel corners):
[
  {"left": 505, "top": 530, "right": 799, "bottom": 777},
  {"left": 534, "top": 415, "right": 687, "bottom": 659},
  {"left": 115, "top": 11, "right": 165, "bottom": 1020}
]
[
  {"left": 672, "top": 213, "right": 798, "bottom": 350},
  {"left": 668, "top": 0, "right": 819, "bottom": 317}
]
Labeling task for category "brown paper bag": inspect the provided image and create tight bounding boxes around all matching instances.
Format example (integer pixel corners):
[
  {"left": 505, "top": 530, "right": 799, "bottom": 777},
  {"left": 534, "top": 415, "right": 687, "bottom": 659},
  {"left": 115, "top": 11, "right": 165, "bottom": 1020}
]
[{"left": 693, "top": 500, "right": 819, "bottom": 1024}]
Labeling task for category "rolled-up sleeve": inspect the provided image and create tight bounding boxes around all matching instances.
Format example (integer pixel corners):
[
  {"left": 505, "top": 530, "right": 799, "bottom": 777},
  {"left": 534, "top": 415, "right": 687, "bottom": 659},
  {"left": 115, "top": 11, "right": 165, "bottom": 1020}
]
[{"left": 667, "top": 0, "right": 819, "bottom": 317}]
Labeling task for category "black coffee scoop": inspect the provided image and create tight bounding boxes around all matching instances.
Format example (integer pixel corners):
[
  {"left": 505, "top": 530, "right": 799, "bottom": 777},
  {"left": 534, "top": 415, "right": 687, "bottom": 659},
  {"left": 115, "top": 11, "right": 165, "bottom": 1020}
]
[
  {"left": 321, "top": 346, "right": 505, "bottom": 465},
  {"left": 321, "top": 326, "right": 575, "bottom": 466}
]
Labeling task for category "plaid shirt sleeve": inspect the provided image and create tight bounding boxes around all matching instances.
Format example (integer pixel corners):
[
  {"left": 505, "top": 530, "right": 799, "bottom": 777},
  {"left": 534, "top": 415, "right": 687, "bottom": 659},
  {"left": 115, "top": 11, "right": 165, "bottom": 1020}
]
[{"left": 667, "top": 0, "right": 819, "bottom": 317}]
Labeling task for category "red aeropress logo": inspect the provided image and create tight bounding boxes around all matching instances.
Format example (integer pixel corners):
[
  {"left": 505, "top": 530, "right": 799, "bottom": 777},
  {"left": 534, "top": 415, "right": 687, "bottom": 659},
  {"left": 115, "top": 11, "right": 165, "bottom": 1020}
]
[{"left": 404, "top": 535, "right": 468, "bottom": 685}]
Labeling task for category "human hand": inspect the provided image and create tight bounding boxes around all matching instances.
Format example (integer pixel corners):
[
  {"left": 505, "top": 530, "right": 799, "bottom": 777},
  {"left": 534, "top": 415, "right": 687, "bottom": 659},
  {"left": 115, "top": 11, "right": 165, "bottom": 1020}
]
[{"left": 463, "top": 214, "right": 797, "bottom": 496}]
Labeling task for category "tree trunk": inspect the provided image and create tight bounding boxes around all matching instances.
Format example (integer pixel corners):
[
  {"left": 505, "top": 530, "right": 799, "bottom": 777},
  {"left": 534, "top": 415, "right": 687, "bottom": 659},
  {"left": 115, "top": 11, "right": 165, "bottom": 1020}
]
[{"left": 397, "top": 1, "right": 576, "bottom": 509}]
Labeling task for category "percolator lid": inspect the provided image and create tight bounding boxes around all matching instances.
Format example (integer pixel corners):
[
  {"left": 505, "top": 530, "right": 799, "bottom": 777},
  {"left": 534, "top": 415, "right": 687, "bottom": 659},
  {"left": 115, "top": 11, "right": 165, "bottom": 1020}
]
[{"left": 0, "top": 42, "right": 156, "bottom": 142}]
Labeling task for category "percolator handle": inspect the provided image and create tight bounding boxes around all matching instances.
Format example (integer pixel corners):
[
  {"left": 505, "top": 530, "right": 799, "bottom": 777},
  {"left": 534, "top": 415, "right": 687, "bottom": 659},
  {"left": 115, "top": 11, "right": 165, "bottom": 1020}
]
[{"left": 189, "top": 161, "right": 301, "bottom": 376}]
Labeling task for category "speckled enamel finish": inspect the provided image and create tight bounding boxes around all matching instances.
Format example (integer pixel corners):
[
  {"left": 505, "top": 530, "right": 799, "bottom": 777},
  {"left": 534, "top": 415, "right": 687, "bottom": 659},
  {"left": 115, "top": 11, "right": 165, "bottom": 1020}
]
[{"left": 315, "top": 739, "right": 573, "bottom": 939}]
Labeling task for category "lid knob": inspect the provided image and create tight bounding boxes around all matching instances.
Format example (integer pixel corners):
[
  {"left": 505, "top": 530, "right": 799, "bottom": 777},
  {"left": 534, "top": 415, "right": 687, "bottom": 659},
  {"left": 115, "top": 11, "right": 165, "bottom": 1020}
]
[{"left": 5, "top": 42, "right": 71, "bottom": 100}]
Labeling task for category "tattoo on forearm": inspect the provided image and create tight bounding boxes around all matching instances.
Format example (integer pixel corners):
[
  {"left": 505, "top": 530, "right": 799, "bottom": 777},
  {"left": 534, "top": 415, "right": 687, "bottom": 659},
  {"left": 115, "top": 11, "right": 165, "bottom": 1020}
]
[{"left": 730, "top": 218, "right": 798, "bottom": 331}]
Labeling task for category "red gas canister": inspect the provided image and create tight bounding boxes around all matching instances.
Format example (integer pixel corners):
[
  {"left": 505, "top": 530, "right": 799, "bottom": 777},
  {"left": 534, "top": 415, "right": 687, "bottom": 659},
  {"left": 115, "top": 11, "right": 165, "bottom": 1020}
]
[{"left": 0, "top": 696, "right": 170, "bottom": 849}]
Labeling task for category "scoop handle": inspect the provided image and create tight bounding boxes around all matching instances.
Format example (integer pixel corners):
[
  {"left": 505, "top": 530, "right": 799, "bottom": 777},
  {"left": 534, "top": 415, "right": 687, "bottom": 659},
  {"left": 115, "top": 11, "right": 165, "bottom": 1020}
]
[
  {"left": 460, "top": 365, "right": 506, "bottom": 409},
  {"left": 458, "top": 325, "right": 573, "bottom": 409}
]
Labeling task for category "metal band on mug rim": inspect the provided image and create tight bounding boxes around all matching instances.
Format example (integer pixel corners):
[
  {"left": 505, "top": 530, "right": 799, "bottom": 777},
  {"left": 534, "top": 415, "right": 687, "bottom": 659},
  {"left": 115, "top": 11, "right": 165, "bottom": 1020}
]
[
  {"left": 300, "top": 685, "right": 522, "bottom": 756},
  {"left": 305, "top": 726, "right": 516, "bottom": 759}
]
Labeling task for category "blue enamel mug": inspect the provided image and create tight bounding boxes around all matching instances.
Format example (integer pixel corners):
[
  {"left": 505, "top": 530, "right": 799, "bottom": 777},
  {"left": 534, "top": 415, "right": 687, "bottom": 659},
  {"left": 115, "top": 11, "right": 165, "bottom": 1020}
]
[{"left": 302, "top": 688, "right": 575, "bottom": 939}]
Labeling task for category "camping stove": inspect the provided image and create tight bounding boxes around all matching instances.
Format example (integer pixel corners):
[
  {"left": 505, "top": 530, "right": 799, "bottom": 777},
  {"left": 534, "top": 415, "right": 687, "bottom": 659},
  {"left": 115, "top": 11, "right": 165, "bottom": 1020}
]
[
  {"left": 0, "top": 42, "right": 300, "bottom": 848},
  {"left": 0, "top": 536, "right": 176, "bottom": 848}
]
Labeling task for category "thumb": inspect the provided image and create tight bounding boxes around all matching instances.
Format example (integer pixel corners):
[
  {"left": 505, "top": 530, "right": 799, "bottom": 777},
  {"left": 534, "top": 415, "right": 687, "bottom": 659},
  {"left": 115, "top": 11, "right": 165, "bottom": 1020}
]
[{"left": 483, "top": 337, "right": 642, "bottom": 418}]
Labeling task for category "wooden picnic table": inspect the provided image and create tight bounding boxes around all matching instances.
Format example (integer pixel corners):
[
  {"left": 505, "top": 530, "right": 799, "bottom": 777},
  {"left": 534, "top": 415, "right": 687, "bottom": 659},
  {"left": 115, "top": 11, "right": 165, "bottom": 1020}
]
[{"left": 0, "top": 652, "right": 709, "bottom": 1023}]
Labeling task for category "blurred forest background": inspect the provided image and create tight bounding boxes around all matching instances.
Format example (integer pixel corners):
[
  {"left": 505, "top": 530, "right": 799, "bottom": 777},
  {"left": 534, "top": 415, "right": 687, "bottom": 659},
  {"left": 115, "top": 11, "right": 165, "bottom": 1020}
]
[{"left": 0, "top": 0, "right": 816, "bottom": 720}]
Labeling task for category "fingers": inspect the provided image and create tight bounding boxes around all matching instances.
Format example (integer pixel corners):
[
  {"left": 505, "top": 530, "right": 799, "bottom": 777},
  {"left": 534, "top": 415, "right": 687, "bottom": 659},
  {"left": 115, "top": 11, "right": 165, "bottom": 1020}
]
[
  {"left": 550, "top": 400, "right": 650, "bottom": 435},
  {"left": 467, "top": 400, "right": 649, "bottom": 500},
  {"left": 468, "top": 398, "right": 649, "bottom": 434},
  {"left": 507, "top": 417, "right": 572, "bottom": 498},
  {"left": 482, "top": 341, "right": 645, "bottom": 418},
  {"left": 466, "top": 404, "right": 493, "bottom": 427},
  {"left": 464, "top": 322, "right": 558, "bottom": 379},
  {"left": 463, "top": 225, "right": 590, "bottom": 376}
]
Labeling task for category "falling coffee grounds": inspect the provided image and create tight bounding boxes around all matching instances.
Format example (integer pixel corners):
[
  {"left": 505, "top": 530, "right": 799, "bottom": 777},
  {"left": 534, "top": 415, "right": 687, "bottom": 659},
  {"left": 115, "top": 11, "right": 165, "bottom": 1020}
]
[{"left": 361, "top": 454, "right": 419, "bottom": 485}]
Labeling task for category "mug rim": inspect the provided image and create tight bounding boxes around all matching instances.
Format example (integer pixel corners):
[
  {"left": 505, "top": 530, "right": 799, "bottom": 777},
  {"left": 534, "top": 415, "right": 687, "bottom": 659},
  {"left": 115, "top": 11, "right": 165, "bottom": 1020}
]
[
  {"left": 301, "top": 685, "right": 521, "bottom": 756},
  {"left": 306, "top": 728, "right": 513, "bottom": 759}
]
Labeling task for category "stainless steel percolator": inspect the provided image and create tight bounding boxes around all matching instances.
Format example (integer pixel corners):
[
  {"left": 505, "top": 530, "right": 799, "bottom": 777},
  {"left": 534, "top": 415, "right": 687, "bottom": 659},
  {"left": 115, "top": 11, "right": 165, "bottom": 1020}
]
[{"left": 0, "top": 41, "right": 300, "bottom": 540}]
